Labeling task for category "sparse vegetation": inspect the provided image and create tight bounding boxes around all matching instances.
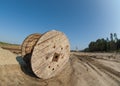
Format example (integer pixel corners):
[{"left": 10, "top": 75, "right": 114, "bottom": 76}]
[{"left": 0, "top": 41, "right": 19, "bottom": 46}]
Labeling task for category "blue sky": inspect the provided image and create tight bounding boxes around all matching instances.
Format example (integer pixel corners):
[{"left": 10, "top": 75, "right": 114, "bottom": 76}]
[{"left": 0, "top": 0, "right": 120, "bottom": 50}]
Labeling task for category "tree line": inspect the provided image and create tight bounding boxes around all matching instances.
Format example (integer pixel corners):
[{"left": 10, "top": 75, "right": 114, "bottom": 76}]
[{"left": 84, "top": 33, "right": 120, "bottom": 52}]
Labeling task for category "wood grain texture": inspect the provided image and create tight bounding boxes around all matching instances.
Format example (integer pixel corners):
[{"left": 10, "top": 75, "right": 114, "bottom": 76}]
[
  {"left": 31, "top": 30, "right": 70, "bottom": 79},
  {"left": 21, "top": 33, "right": 41, "bottom": 63}
]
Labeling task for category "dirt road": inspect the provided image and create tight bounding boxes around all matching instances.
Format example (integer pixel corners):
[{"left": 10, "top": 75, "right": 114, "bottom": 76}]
[
  {"left": 70, "top": 52, "right": 120, "bottom": 86},
  {"left": 0, "top": 48, "right": 120, "bottom": 86}
]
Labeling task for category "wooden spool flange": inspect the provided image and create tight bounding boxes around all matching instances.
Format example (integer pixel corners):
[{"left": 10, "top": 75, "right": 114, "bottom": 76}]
[
  {"left": 21, "top": 30, "right": 70, "bottom": 79},
  {"left": 21, "top": 33, "right": 42, "bottom": 64}
]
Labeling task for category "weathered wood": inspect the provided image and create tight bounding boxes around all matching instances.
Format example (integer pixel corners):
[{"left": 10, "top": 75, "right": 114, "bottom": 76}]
[
  {"left": 21, "top": 33, "right": 41, "bottom": 64},
  {"left": 21, "top": 30, "right": 70, "bottom": 79},
  {"left": 31, "top": 30, "right": 70, "bottom": 79}
]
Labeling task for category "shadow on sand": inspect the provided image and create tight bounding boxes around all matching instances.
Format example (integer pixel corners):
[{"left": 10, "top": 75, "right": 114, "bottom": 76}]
[{"left": 16, "top": 56, "right": 38, "bottom": 78}]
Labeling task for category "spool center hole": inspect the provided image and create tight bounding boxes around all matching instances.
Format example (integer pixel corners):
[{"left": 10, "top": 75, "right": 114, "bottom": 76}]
[
  {"left": 53, "top": 45, "right": 56, "bottom": 48},
  {"left": 52, "top": 53, "right": 60, "bottom": 62}
]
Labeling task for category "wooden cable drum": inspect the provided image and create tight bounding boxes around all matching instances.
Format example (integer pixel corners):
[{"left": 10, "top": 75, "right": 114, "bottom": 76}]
[
  {"left": 21, "top": 30, "right": 70, "bottom": 79},
  {"left": 21, "top": 33, "right": 42, "bottom": 64}
]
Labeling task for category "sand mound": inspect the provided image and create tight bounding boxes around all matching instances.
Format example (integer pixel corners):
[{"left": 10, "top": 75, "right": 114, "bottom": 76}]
[{"left": 0, "top": 47, "right": 18, "bottom": 65}]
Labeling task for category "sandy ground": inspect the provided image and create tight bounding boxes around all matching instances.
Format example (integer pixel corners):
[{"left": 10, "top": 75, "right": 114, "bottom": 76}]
[{"left": 0, "top": 47, "right": 120, "bottom": 86}]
